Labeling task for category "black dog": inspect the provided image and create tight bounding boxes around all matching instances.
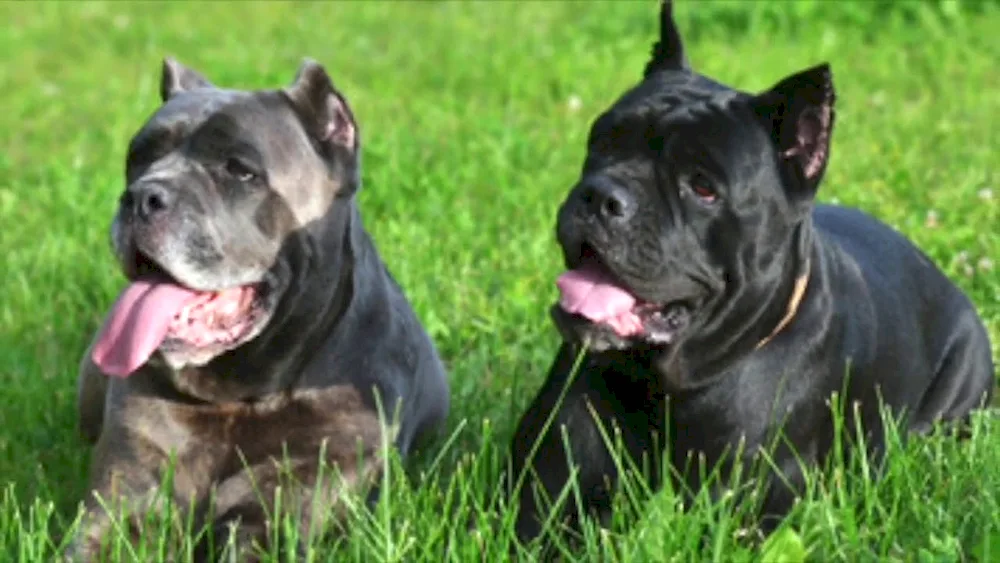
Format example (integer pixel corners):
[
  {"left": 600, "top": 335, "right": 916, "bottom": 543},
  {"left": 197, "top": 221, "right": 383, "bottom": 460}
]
[{"left": 507, "top": 0, "right": 995, "bottom": 545}]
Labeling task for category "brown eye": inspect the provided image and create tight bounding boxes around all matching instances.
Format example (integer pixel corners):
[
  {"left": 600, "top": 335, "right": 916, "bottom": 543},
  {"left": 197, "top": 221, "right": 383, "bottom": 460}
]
[
  {"left": 225, "top": 158, "right": 257, "bottom": 182},
  {"left": 689, "top": 173, "right": 718, "bottom": 203}
]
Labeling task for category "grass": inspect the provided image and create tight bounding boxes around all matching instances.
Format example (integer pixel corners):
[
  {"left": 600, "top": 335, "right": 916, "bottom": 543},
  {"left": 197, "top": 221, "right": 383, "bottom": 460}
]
[{"left": 1, "top": 0, "right": 999, "bottom": 560}]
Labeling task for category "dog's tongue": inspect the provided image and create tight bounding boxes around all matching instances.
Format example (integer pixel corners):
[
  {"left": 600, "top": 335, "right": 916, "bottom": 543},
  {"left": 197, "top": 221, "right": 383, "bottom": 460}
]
[
  {"left": 91, "top": 278, "right": 202, "bottom": 378},
  {"left": 557, "top": 263, "right": 641, "bottom": 336}
]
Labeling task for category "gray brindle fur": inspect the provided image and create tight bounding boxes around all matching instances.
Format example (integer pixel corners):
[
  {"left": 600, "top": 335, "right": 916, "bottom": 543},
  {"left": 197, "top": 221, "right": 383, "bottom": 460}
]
[{"left": 71, "top": 58, "right": 449, "bottom": 561}]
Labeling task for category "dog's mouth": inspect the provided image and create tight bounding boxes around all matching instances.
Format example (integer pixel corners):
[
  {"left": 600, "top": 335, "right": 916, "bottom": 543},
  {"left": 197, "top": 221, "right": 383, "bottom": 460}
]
[
  {"left": 91, "top": 250, "right": 272, "bottom": 378},
  {"left": 554, "top": 244, "right": 691, "bottom": 349}
]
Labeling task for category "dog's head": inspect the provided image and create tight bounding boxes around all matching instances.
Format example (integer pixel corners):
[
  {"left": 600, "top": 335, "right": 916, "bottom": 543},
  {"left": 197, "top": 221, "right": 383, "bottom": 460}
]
[
  {"left": 92, "top": 58, "right": 361, "bottom": 377},
  {"left": 553, "top": 0, "right": 834, "bottom": 353}
]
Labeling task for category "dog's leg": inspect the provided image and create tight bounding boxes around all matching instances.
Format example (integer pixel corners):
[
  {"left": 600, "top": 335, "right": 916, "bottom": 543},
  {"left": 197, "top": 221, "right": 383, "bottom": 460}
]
[
  {"left": 76, "top": 337, "right": 109, "bottom": 445},
  {"left": 204, "top": 454, "right": 382, "bottom": 562},
  {"left": 912, "top": 309, "right": 996, "bottom": 437},
  {"left": 65, "top": 434, "right": 186, "bottom": 562},
  {"left": 507, "top": 344, "right": 655, "bottom": 549},
  {"left": 204, "top": 412, "right": 385, "bottom": 561},
  {"left": 754, "top": 444, "right": 812, "bottom": 535}
]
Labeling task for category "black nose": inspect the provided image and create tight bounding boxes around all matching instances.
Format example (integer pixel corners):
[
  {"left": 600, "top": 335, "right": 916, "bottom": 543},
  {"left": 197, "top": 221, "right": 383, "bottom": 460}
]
[
  {"left": 123, "top": 183, "right": 174, "bottom": 221},
  {"left": 579, "top": 178, "right": 636, "bottom": 223}
]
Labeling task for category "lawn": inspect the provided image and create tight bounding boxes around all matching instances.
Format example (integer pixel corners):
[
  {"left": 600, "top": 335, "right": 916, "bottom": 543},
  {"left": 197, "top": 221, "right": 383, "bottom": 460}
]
[{"left": 1, "top": 1, "right": 998, "bottom": 561}]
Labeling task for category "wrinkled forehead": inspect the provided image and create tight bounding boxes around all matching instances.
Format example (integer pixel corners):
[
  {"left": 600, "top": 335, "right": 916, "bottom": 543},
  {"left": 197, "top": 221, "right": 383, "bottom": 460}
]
[
  {"left": 131, "top": 89, "right": 312, "bottom": 172},
  {"left": 660, "top": 93, "right": 770, "bottom": 159},
  {"left": 129, "top": 89, "right": 335, "bottom": 226},
  {"left": 594, "top": 77, "right": 771, "bottom": 168}
]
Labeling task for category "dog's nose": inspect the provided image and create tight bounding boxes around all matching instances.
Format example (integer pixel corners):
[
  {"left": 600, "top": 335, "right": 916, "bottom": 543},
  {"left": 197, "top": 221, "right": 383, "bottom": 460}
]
[
  {"left": 579, "top": 179, "right": 636, "bottom": 223},
  {"left": 123, "top": 183, "right": 174, "bottom": 221}
]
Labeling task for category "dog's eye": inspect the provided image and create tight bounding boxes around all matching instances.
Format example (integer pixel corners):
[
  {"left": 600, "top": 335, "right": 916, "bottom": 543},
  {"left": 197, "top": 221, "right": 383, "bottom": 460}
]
[
  {"left": 688, "top": 173, "right": 718, "bottom": 204},
  {"left": 225, "top": 158, "right": 258, "bottom": 182}
]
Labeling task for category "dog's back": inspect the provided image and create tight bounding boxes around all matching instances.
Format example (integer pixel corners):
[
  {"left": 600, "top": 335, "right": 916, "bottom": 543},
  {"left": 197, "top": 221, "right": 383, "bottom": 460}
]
[{"left": 813, "top": 203, "right": 995, "bottom": 430}]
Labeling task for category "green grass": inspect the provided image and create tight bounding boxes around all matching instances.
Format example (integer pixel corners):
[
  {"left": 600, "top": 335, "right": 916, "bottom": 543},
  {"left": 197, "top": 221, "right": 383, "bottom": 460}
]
[{"left": 1, "top": 0, "right": 999, "bottom": 561}]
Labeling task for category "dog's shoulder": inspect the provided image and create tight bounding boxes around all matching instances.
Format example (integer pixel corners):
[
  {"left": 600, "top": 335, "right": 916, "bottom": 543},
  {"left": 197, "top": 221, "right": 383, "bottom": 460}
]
[{"left": 813, "top": 204, "right": 969, "bottom": 308}]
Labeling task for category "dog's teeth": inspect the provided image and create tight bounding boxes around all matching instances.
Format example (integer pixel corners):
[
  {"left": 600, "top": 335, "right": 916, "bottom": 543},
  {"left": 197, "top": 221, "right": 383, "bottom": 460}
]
[{"left": 224, "top": 297, "right": 246, "bottom": 317}]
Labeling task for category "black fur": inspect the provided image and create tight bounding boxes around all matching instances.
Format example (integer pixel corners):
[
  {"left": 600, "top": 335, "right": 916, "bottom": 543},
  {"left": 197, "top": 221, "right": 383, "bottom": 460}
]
[{"left": 507, "top": 0, "right": 995, "bottom": 549}]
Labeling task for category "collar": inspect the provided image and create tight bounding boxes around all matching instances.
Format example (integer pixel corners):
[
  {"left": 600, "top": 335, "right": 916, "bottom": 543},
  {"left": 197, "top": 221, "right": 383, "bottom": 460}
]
[{"left": 755, "top": 261, "right": 810, "bottom": 350}]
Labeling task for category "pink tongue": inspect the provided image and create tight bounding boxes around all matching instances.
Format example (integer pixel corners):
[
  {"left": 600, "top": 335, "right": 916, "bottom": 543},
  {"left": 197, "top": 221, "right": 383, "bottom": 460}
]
[
  {"left": 91, "top": 278, "right": 202, "bottom": 378},
  {"left": 556, "top": 264, "right": 643, "bottom": 336}
]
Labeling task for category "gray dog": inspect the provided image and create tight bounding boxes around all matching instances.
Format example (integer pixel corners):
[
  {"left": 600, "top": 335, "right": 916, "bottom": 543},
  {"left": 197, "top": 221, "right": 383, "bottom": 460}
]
[
  {"left": 71, "top": 58, "right": 449, "bottom": 560},
  {"left": 508, "top": 0, "right": 995, "bottom": 547}
]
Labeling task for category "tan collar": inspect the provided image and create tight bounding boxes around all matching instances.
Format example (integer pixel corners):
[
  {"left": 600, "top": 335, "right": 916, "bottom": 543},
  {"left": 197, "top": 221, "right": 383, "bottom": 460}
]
[{"left": 755, "top": 262, "right": 810, "bottom": 350}]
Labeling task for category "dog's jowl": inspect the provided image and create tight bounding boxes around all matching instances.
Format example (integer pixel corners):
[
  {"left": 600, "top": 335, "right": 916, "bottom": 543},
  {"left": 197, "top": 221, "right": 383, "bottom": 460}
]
[
  {"left": 71, "top": 58, "right": 449, "bottom": 560},
  {"left": 507, "top": 0, "right": 995, "bottom": 545}
]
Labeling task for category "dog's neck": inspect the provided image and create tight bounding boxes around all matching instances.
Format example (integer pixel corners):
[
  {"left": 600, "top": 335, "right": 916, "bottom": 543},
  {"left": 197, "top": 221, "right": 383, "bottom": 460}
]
[
  {"left": 162, "top": 202, "right": 372, "bottom": 403},
  {"left": 755, "top": 260, "right": 810, "bottom": 350},
  {"left": 653, "top": 222, "right": 816, "bottom": 391}
]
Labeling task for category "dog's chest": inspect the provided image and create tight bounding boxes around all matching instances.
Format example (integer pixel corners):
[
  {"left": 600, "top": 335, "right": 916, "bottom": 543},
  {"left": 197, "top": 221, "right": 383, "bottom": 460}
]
[
  {"left": 132, "top": 385, "right": 382, "bottom": 489},
  {"left": 665, "top": 362, "right": 833, "bottom": 465}
]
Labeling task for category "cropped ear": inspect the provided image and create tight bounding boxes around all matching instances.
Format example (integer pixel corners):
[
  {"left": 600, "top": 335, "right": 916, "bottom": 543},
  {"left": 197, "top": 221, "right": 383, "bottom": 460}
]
[
  {"left": 160, "top": 57, "right": 213, "bottom": 102},
  {"left": 751, "top": 63, "right": 836, "bottom": 200},
  {"left": 284, "top": 59, "right": 358, "bottom": 155},
  {"left": 643, "top": 0, "right": 691, "bottom": 78}
]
